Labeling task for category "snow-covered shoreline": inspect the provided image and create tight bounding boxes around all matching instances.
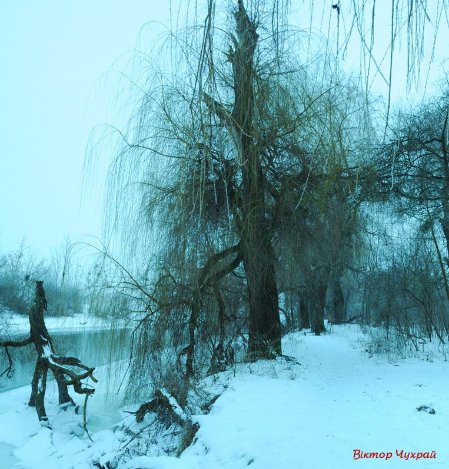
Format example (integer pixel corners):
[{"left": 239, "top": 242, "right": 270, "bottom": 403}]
[{"left": 1, "top": 325, "right": 448, "bottom": 468}]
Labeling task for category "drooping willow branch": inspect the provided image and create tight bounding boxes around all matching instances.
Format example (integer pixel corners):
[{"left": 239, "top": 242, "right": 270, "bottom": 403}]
[{"left": 178, "top": 242, "right": 242, "bottom": 376}]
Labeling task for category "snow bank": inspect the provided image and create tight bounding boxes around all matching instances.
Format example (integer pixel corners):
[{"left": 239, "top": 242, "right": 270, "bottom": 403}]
[{"left": 0, "top": 325, "right": 448, "bottom": 468}]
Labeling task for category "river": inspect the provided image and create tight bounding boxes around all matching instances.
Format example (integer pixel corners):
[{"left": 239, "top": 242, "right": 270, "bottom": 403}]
[{"left": 0, "top": 328, "right": 131, "bottom": 392}]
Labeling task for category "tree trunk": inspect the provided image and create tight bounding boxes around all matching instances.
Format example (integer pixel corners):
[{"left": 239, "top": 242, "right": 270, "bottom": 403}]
[
  {"left": 28, "top": 281, "right": 76, "bottom": 415},
  {"left": 283, "top": 289, "right": 297, "bottom": 331},
  {"left": 54, "top": 369, "right": 76, "bottom": 406},
  {"left": 243, "top": 238, "right": 281, "bottom": 357},
  {"left": 299, "top": 296, "right": 310, "bottom": 330},
  {"left": 310, "top": 284, "right": 326, "bottom": 335},
  {"left": 231, "top": 1, "right": 281, "bottom": 358},
  {"left": 29, "top": 357, "right": 49, "bottom": 422},
  {"left": 183, "top": 245, "right": 241, "bottom": 377},
  {"left": 185, "top": 296, "right": 199, "bottom": 378},
  {"left": 209, "top": 283, "right": 227, "bottom": 373},
  {"left": 329, "top": 279, "right": 345, "bottom": 324}
]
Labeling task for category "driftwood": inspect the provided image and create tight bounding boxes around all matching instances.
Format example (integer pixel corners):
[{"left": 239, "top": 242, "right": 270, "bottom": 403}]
[
  {"left": 134, "top": 388, "right": 189, "bottom": 425},
  {"left": 0, "top": 281, "right": 97, "bottom": 426},
  {"left": 131, "top": 387, "right": 199, "bottom": 456}
]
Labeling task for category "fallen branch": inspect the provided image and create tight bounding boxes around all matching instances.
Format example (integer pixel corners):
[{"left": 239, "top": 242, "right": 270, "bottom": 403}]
[
  {"left": 134, "top": 388, "right": 188, "bottom": 425},
  {"left": 131, "top": 387, "right": 199, "bottom": 456},
  {"left": 0, "top": 336, "right": 34, "bottom": 377}
]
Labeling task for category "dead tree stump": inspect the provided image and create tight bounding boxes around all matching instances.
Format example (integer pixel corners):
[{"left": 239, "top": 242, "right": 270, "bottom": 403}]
[{"left": 1, "top": 281, "right": 97, "bottom": 426}]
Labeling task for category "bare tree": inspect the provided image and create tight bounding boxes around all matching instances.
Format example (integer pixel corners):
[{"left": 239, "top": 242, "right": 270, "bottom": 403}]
[{"left": 375, "top": 89, "right": 449, "bottom": 296}]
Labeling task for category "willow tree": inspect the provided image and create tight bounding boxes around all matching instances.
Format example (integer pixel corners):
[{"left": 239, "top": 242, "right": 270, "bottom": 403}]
[
  {"left": 272, "top": 75, "right": 371, "bottom": 333},
  {"left": 99, "top": 0, "right": 445, "bottom": 381},
  {"left": 100, "top": 0, "right": 291, "bottom": 379},
  {"left": 207, "top": 0, "right": 282, "bottom": 357},
  {"left": 101, "top": 0, "right": 348, "bottom": 378},
  {"left": 99, "top": 0, "right": 380, "bottom": 383}
]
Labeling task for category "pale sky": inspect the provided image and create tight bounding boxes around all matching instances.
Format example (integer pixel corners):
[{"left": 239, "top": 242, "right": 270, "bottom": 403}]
[
  {"left": 0, "top": 0, "right": 448, "bottom": 259},
  {"left": 0, "top": 0, "right": 170, "bottom": 258}
]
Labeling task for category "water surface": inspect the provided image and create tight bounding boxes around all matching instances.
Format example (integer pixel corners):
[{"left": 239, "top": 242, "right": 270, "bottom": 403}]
[{"left": 0, "top": 328, "right": 131, "bottom": 392}]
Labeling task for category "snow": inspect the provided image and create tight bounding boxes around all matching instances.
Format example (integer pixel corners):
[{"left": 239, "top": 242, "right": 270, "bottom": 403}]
[
  {"left": 0, "top": 358, "right": 129, "bottom": 468},
  {"left": 1, "top": 325, "right": 448, "bottom": 468},
  {"left": 42, "top": 343, "right": 52, "bottom": 358},
  {"left": 2, "top": 312, "right": 127, "bottom": 336},
  {"left": 159, "top": 387, "right": 190, "bottom": 422}
]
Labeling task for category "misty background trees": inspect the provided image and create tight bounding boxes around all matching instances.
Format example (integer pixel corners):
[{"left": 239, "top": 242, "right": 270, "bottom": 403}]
[{"left": 0, "top": 241, "right": 83, "bottom": 318}]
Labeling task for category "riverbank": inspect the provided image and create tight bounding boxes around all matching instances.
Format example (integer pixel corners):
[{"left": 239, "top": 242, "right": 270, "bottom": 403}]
[
  {"left": 1, "top": 325, "right": 448, "bottom": 468},
  {"left": 0, "top": 357, "right": 129, "bottom": 468}
]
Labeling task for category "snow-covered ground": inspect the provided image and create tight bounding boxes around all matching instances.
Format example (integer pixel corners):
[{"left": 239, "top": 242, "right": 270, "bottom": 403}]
[{"left": 0, "top": 325, "right": 448, "bottom": 468}]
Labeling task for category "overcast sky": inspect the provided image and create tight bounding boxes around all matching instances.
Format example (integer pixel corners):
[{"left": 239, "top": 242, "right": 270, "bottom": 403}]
[
  {"left": 0, "top": 1, "right": 448, "bottom": 260},
  {"left": 0, "top": 0, "right": 170, "bottom": 258}
]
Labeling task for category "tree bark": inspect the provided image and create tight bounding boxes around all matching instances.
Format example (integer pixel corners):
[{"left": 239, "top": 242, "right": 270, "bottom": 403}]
[
  {"left": 439, "top": 110, "right": 449, "bottom": 266},
  {"left": 54, "top": 369, "right": 76, "bottom": 406},
  {"left": 329, "top": 279, "right": 345, "bottom": 324},
  {"left": 231, "top": 0, "right": 281, "bottom": 358},
  {"left": 310, "top": 284, "right": 326, "bottom": 335},
  {"left": 27, "top": 281, "right": 79, "bottom": 416},
  {"left": 243, "top": 239, "right": 281, "bottom": 357},
  {"left": 209, "top": 282, "right": 227, "bottom": 374},
  {"left": 299, "top": 296, "right": 310, "bottom": 330},
  {"left": 29, "top": 357, "right": 49, "bottom": 422},
  {"left": 201, "top": 1, "right": 282, "bottom": 359}
]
